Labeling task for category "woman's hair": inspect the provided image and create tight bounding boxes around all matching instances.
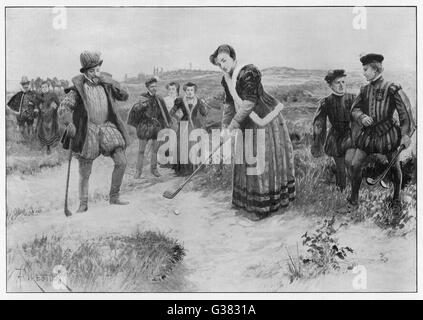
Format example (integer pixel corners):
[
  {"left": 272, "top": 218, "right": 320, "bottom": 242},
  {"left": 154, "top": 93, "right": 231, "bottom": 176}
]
[
  {"left": 183, "top": 82, "right": 198, "bottom": 92},
  {"left": 41, "top": 81, "right": 49, "bottom": 86},
  {"left": 166, "top": 81, "right": 180, "bottom": 95},
  {"left": 368, "top": 62, "right": 384, "bottom": 74},
  {"left": 209, "top": 44, "right": 236, "bottom": 65}
]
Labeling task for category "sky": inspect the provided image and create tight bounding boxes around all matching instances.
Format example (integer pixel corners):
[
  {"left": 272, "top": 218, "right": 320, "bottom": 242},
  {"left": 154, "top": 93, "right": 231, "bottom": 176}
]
[{"left": 6, "top": 7, "right": 416, "bottom": 90}]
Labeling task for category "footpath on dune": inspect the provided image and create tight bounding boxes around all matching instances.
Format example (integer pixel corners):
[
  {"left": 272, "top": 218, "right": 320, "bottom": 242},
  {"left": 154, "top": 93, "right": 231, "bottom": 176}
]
[{"left": 6, "top": 144, "right": 416, "bottom": 292}]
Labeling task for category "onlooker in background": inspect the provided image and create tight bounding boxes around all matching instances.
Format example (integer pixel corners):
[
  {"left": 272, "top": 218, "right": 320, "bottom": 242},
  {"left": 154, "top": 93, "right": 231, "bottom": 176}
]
[
  {"left": 6, "top": 76, "right": 39, "bottom": 142},
  {"left": 169, "top": 82, "right": 208, "bottom": 175},
  {"left": 164, "top": 82, "right": 180, "bottom": 112},
  {"left": 127, "top": 77, "right": 172, "bottom": 178},
  {"left": 311, "top": 69, "right": 356, "bottom": 191},
  {"left": 36, "top": 81, "right": 61, "bottom": 154}
]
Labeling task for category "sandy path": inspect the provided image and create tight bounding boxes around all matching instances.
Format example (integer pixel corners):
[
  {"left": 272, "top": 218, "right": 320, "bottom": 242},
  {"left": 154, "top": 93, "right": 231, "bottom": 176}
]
[{"left": 6, "top": 148, "right": 417, "bottom": 292}]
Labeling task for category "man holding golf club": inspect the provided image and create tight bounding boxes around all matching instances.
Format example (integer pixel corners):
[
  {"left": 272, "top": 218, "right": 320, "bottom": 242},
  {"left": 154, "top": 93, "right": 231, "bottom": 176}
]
[
  {"left": 58, "top": 50, "right": 130, "bottom": 214},
  {"left": 340, "top": 53, "right": 415, "bottom": 216}
]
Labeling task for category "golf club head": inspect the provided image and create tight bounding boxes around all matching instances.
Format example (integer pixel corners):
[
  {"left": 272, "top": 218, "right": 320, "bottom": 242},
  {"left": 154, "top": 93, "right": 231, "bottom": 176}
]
[
  {"left": 163, "top": 190, "right": 176, "bottom": 199},
  {"left": 64, "top": 208, "right": 72, "bottom": 217},
  {"left": 366, "top": 177, "right": 378, "bottom": 186}
]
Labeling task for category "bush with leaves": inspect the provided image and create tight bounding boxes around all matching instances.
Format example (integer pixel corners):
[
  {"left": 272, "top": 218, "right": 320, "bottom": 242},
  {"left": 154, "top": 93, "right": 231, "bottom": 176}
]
[{"left": 286, "top": 217, "right": 353, "bottom": 283}]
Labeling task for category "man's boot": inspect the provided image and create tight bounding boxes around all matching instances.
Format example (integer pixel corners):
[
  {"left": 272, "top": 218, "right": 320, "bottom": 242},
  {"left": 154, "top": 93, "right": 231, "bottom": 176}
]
[
  {"left": 135, "top": 153, "right": 144, "bottom": 179},
  {"left": 390, "top": 199, "right": 403, "bottom": 216},
  {"left": 150, "top": 148, "right": 161, "bottom": 177},
  {"left": 77, "top": 200, "right": 88, "bottom": 213},
  {"left": 151, "top": 167, "right": 161, "bottom": 177},
  {"left": 110, "top": 195, "right": 129, "bottom": 205}
]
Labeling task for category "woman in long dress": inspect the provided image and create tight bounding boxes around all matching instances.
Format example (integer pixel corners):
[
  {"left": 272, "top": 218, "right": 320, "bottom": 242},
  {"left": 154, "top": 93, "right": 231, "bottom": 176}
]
[
  {"left": 162, "top": 82, "right": 180, "bottom": 167},
  {"left": 209, "top": 44, "right": 296, "bottom": 221},
  {"left": 36, "top": 81, "right": 61, "bottom": 154},
  {"left": 169, "top": 82, "right": 208, "bottom": 175}
]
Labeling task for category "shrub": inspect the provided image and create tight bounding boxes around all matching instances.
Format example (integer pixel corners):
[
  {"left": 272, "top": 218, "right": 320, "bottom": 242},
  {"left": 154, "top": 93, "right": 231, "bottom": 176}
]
[{"left": 286, "top": 217, "right": 353, "bottom": 283}]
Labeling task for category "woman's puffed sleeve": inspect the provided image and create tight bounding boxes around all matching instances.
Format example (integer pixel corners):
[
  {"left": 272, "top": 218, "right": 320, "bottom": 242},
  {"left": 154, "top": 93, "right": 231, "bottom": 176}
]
[
  {"left": 238, "top": 65, "right": 261, "bottom": 103},
  {"left": 227, "top": 65, "right": 260, "bottom": 130}
]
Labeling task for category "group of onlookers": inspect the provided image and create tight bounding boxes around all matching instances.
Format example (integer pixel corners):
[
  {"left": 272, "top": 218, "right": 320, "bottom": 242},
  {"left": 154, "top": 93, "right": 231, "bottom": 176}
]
[
  {"left": 10, "top": 46, "right": 415, "bottom": 222},
  {"left": 7, "top": 76, "right": 62, "bottom": 154}
]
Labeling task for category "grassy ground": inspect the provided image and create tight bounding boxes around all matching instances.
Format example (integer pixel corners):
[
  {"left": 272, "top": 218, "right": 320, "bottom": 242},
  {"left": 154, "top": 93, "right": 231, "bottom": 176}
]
[
  {"left": 7, "top": 231, "right": 186, "bottom": 292},
  {"left": 6, "top": 68, "right": 417, "bottom": 291}
]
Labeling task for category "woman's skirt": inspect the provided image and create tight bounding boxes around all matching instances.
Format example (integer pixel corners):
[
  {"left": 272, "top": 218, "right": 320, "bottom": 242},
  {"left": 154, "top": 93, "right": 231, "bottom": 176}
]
[
  {"left": 232, "top": 113, "right": 296, "bottom": 215},
  {"left": 37, "top": 109, "right": 61, "bottom": 147},
  {"left": 173, "top": 121, "right": 196, "bottom": 175}
]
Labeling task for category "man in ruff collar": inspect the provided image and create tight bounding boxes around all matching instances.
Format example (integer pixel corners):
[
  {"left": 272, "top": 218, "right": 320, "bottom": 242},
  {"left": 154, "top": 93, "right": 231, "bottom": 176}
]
[
  {"left": 340, "top": 53, "right": 415, "bottom": 216},
  {"left": 312, "top": 69, "right": 356, "bottom": 191},
  {"left": 58, "top": 50, "right": 130, "bottom": 212}
]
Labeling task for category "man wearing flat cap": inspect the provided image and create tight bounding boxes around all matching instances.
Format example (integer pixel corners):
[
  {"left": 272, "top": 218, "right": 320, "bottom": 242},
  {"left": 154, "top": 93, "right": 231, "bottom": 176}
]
[
  {"left": 311, "top": 69, "right": 356, "bottom": 191},
  {"left": 127, "top": 77, "right": 172, "bottom": 178},
  {"left": 7, "top": 76, "right": 39, "bottom": 141},
  {"left": 341, "top": 53, "right": 415, "bottom": 215},
  {"left": 58, "top": 50, "right": 130, "bottom": 212}
]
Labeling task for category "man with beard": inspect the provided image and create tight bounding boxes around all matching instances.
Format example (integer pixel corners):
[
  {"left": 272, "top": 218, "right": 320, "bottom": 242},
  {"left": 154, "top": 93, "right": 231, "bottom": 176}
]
[
  {"left": 127, "top": 77, "right": 172, "bottom": 178},
  {"left": 58, "top": 50, "right": 130, "bottom": 212}
]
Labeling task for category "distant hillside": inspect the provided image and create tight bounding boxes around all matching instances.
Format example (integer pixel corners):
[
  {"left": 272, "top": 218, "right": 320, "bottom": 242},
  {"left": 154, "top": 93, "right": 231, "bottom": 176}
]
[{"left": 120, "top": 67, "right": 416, "bottom": 113}]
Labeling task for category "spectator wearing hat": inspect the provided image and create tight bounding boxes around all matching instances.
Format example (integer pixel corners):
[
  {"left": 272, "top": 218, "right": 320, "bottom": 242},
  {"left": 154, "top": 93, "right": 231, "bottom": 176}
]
[
  {"left": 169, "top": 82, "right": 208, "bottom": 175},
  {"left": 311, "top": 69, "right": 356, "bottom": 191},
  {"left": 340, "top": 53, "right": 416, "bottom": 215},
  {"left": 58, "top": 50, "right": 130, "bottom": 212},
  {"left": 7, "top": 76, "right": 39, "bottom": 141},
  {"left": 127, "top": 77, "right": 172, "bottom": 178}
]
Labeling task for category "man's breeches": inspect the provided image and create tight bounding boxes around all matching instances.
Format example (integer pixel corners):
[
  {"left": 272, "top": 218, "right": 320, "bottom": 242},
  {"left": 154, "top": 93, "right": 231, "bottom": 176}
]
[
  {"left": 78, "top": 147, "right": 127, "bottom": 203},
  {"left": 137, "top": 139, "right": 159, "bottom": 172}
]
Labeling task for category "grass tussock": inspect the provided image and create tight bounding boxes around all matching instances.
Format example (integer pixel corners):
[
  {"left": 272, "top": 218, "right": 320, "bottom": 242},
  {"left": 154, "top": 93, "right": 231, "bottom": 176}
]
[
  {"left": 6, "top": 207, "right": 42, "bottom": 226},
  {"left": 8, "top": 231, "right": 187, "bottom": 292}
]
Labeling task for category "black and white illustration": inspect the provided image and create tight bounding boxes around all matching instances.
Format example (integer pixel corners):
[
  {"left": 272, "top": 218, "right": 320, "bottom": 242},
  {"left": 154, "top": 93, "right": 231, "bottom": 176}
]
[{"left": 3, "top": 4, "right": 418, "bottom": 294}]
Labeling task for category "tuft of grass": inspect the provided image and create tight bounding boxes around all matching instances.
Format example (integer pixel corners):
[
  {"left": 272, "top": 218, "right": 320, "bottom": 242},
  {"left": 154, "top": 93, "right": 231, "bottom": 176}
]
[
  {"left": 8, "top": 231, "right": 187, "bottom": 292},
  {"left": 6, "top": 206, "right": 42, "bottom": 226}
]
